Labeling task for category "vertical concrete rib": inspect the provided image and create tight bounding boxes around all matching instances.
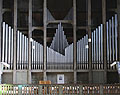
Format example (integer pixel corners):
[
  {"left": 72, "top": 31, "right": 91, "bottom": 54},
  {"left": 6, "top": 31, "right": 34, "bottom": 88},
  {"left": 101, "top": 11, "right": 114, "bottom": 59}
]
[
  {"left": 0, "top": 0, "right": 2, "bottom": 62},
  {"left": 28, "top": 0, "right": 32, "bottom": 84},
  {"left": 43, "top": 0, "right": 47, "bottom": 81},
  {"left": 88, "top": 0, "right": 92, "bottom": 83},
  {"left": 73, "top": 0, "right": 77, "bottom": 83},
  {"left": 117, "top": 0, "right": 120, "bottom": 83},
  {"left": 13, "top": 0, "right": 17, "bottom": 84},
  {"left": 102, "top": 0, "right": 107, "bottom": 83}
]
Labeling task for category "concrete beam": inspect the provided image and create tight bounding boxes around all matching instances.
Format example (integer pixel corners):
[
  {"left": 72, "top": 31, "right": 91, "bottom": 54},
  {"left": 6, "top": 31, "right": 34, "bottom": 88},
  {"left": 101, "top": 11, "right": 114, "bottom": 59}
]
[
  {"left": 47, "top": 20, "right": 73, "bottom": 25},
  {"left": 0, "top": 0, "right": 2, "bottom": 62},
  {"left": 88, "top": 0, "right": 92, "bottom": 83},
  {"left": 13, "top": 0, "right": 17, "bottom": 84},
  {"left": 28, "top": 0, "right": 32, "bottom": 84},
  {"left": 43, "top": 0, "right": 47, "bottom": 81},
  {"left": 102, "top": 0, "right": 107, "bottom": 83},
  {"left": 32, "top": 26, "right": 43, "bottom": 31},
  {"left": 73, "top": 0, "right": 77, "bottom": 83}
]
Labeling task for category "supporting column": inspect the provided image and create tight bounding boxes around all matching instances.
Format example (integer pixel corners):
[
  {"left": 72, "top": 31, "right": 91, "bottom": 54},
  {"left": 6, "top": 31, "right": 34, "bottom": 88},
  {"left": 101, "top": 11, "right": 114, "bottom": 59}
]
[
  {"left": 0, "top": 0, "right": 2, "bottom": 62},
  {"left": 117, "top": 0, "right": 120, "bottom": 83},
  {"left": 88, "top": 0, "right": 92, "bottom": 83},
  {"left": 28, "top": 0, "right": 32, "bottom": 84},
  {"left": 0, "top": 0, "right": 2, "bottom": 84},
  {"left": 13, "top": 0, "right": 17, "bottom": 84},
  {"left": 102, "top": 0, "right": 107, "bottom": 83},
  {"left": 73, "top": 0, "right": 77, "bottom": 83},
  {"left": 43, "top": 0, "right": 47, "bottom": 81}
]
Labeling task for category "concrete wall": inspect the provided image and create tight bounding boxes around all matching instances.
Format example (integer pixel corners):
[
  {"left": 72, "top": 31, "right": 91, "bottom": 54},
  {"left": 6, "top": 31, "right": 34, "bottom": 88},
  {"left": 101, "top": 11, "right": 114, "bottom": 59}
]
[
  {"left": 2, "top": 73, "right": 13, "bottom": 84},
  {"left": 107, "top": 72, "right": 119, "bottom": 84},
  {"left": 2, "top": 71, "right": 119, "bottom": 84},
  {"left": 16, "top": 71, "right": 27, "bottom": 84},
  {"left": 32, "top": 73, "right": 43, "bottom": 84},
  {"left": 92, "top": 71, "right": 104, "bottom": 84},
  {"left": 77, "top": 72, "right": 89, "bottom": 84},
  {"left": 47, "top": 72, "right": 74, "bottom": 84}
]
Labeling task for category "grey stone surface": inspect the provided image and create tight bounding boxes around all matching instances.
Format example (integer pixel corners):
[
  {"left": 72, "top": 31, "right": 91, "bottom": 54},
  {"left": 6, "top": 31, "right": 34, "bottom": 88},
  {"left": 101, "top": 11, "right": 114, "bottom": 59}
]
[
  {"left": 92, "top": 71, "right": 104, "bottom": 84},
  {"left": 77, "top": 72, "right": 89, "bottom": 84},
  {"left": 2, "top": 73, "right": 13, "bottom": 84},
  {"left": 32, "top": 73, "right": 43, "bottom": 84},
  {"left": 16, "top": 71, "right": 27, "bottom": 84}
]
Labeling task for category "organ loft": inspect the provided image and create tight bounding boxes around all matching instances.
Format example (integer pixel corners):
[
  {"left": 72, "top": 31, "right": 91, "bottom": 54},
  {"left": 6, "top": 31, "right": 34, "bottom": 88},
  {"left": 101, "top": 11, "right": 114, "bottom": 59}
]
[{"left": 0, "top": 0, "right": 120, "bottom": 85}]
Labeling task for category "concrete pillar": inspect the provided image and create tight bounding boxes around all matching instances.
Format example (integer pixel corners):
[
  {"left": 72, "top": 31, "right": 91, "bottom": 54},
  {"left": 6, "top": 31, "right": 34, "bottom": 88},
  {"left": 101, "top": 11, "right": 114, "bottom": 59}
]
[
  {"left": 28, "top": 0, "right": 32, "bottom": 84},
  {"left": 13, "top": 0, "right": 17, "bottom": 84},
  {"left": 0, "top": 0, "right": 2, "bottom": 62},
  {"left": 43, "top": 0, "right": 47, "bottom": 81},
  {"left": 88, "top": 0, "right": 92, "bottom": 83},
  {"left": 102, "top": 0, "right": 107, "bottom": 83},
  {"left": 117, "top": 0, "right": 120, "bottom": 83},
  {"left": 73, "top": 0, "right": 77, "bottom": 83}
]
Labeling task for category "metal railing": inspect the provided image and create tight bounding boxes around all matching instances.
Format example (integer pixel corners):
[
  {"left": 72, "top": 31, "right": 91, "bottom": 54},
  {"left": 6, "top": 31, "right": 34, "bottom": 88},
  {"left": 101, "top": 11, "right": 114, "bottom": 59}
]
[{"left": 0, "top": 84, "right": 120, "bottom": 95}]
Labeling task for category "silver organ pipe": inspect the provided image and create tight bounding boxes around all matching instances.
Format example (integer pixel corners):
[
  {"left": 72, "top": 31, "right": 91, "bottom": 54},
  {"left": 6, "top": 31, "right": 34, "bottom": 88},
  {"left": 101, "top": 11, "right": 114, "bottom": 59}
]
[
  {"left": 2, "top": 22, "right": 5, "bottom": 62},
  {"left": 11, "top": 29, "right": 14, "bottom": 68},
  {"left": 98, "top": 26, "right": 101, "bottom": 63},
  {"left": 8, "top": 26, "right": 11, "bottom": 64},
  {"left": 92, "top": 32, "right": 94, "bottom": 63},
  {"left": 41, "top": 45, "right": 43, "bottom": 63},
  {"left": 39, "top": 44, "right": 41, "bottom": 68},
  {"left": 33, "top": 40, "right": 35, "bottom": 68},
  {"left": 82, "top": 38, "right": 83, "bottom": 63},
  {"left": 112, "top": 17, "right": 115, "bottom": 61},
  {"left": 19, "top": 32, "right": 22, "bottom": 69},
  {"left": 84, "top": 36, "right": 86, "bottom": 63},
  {"left": 96, "top": 28, "right": 98, "bottom": 63},
  {"left": 77, "top": 42, "right": 79, "bottom": 63},
  {"left": 79, "top": 41, "right": 81, "bottom": 63},
  {"left": 38, "top": 43, "right": 39, "bottom": 65},
  {"left": 86, "top": 35, "right": 88, "bottom": 63},
  {"left": 39, "top": 44, "right": 41, "bottom": 64},
  {"left": 85, "top": 36, "right": 87, "bottom": 63},
  {"left": 26, "top": 38, "right": 28, "bottom": 67},
  {"left": 36, "top": 42, "right": 38, "bottom": 68},
  {"left": 24, "top": 36, "right": 27, "bottom": 65},
  {"left": 17, "top": 31, "right": 20, "bottom": 66},
  {"left": 5, "top": 24, "right": 8, "bottom": 63},
  {"left": 94, "top": 30, "right": 96, "bottom": 63},
  {"left": 115, "top": 14, "right": 118, "bottom": 60},
  {"left": 100, "top": 24, "right": 103, "bottom": 63},
  {"left": 47, "top": 47, "right": 49, "bottom": 63},
  {"left": 35, "top": 41, "right": 37, "bottom": 68},
  {"left": 109, "top": 20, "right": 112, "bottom": 62},
  {"left": 22, "top": 34, "right": 24, "bottom": 69},
  {"left": 80, "top": 40, "right": 82, "bottom": 63},
  {"left": 77, "top": 41, "right": 79, "bottom": 63},
  {"left": 31, "top": 40, "right": 34, "bottom": 68},
  {"left": 106, "top": 22, "right": 109, "bottom": 63},
  {"left": 36, "top": 42, "right": 38, "bottom": 69},
  {"left": 84, "top": 37, "right": 85, "bottom": 63}
]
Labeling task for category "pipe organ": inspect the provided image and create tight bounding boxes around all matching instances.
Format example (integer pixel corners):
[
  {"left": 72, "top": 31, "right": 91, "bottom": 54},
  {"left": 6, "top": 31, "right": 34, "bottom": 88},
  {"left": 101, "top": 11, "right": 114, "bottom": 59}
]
[
  {"left": 1, "top": 14, "right": 118, "bottom": 70},
  {"left": 2, "top": 22, "right": 14, "bottom": 70},
  {"left": 47, "top": 23, "right": 73, "bottom": 69},
  {"left": 31, "top": 40, "right": 43, "bottom": 70},
  {"left": 77, "top": 14, "right": 118, "bottom": 70}
]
